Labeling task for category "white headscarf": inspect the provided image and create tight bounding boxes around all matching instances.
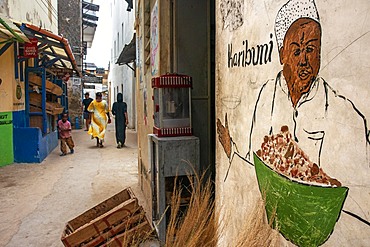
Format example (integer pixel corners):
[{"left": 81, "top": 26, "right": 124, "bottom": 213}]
[{"left": 275, "top": 0, "right": 320, "bottom": 50}]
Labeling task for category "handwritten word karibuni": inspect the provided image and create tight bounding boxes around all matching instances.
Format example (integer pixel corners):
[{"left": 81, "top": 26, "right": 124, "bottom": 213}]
[{"left": 228, "top": 33, "right": 274, "bottom": 68}]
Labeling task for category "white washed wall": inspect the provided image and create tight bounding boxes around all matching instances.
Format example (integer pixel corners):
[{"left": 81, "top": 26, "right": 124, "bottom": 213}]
[
  {"left": 5, "top": 0, "right": 58, "bottom": 33},
  {"left": 109, "top": 0, "right": 136, "bottom": 129}
]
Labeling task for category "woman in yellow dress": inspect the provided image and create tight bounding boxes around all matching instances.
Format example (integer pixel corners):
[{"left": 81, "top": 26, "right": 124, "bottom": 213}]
[{"left": 87, "top": 92, "right": 111, "bottom": 147}]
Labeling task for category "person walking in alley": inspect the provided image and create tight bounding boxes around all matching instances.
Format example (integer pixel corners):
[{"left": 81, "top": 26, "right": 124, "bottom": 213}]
[
  {"left": 57, "top": 113, "right": 74, "bottom": 156},
  {"left": 82, "top": 92, "right": 93, "bottom": 131},
  {"left": 112, "top": 93, "right": 129, "bottom": 148},
  {"left": 87, "top": 92, "right": 111, "bottom": 147}
]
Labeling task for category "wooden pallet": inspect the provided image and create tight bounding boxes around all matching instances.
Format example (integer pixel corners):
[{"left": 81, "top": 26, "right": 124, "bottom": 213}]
[
  {"left": 61, "top": 187, "right": 153, "bottom": 247},
  {"left": 101, "top": 221, "right": 153, "bottom": 247}
]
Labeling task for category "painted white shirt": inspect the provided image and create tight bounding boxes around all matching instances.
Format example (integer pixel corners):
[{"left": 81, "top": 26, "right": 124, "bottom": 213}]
[{"left": 238, "top": 71, "right": 370, "bottom": 224}]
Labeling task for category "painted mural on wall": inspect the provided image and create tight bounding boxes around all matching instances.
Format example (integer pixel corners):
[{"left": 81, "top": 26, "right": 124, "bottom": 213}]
[
  {"left": 136, "top": 22, "right": 148, "bottom": 125},
  {"left": 13, "top": 78, "right": 25, "bottom": 111},
  {"left": 217, "top": 0, "right": 370, "bottom": 246},
  {"left": 150, "top": 0, "right": 159, "bottom": 76},
  {"left": 227, "top": 33, "right": 274, "bottom": 68}
]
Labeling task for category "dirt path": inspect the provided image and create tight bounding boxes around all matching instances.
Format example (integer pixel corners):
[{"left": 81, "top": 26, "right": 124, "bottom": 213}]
[{"left": 0, "top": 125, "right": 148, "bottom": 247}]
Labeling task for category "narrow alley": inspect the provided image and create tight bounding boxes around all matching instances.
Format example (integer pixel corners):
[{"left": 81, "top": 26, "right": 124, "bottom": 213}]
[
  {"left": 1, "top": 0, "right": 369, "bottom": 246},
  {"left": 0, "top": 125, "right": 146, "bottom": 247}
]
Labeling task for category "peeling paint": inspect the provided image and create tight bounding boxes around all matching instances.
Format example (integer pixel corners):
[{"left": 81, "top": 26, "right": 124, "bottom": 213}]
[
  {"left": 0, "top": 0, "right": 9, "bottom": 16},
  {"left": 220, "top": 0, "right": 244, "bottom": 31}
]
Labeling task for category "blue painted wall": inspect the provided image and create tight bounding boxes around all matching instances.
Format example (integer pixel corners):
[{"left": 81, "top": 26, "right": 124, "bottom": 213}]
[
  {"left": 13, "top": 110, "right": 26, "bottom": 128},
  {"left": 13, "top": 127, "right": 58, "bottom": 163}
]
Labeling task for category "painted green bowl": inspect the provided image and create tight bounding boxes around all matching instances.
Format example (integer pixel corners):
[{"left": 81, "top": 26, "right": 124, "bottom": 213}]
[{"left": 253, "top": 153, "right": 348, "bottom": 247}]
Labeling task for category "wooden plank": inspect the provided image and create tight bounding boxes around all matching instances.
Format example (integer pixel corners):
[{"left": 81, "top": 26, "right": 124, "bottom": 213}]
[
  {"left": 29, "top": 92, "right": 64, "bottom": 115},
  {"left": 29, "top": 115, "right": 43, "bottom": 130},
  {"left": 51, "top": 84, "right": 63, "bottom": 96},
  {"left": 67, "top": 188, "right": 134, "bottom": 230},
  {"left": 127, "top": 187, "right": 136, "bottom": 200},
  {"left": 61, "top": 198, "right": 140, "bottom": 247},
  {"left": 101, "top": 221, "right": 153, "bottom": 247},
  {"left": 83, "top": 209, "right": 148, "bottom": 247},
  {"left": 30, "top": 105, "right": 63, "bottom": 115},
  {"left": 61, "top": 223, "right": 74, "bottom": 242},
  {"left": 28, "top": 73, "right": 54, "bottom": 90},
  {"left": 28, "top": 73, "right": 63, "bottom": 96},
  {"left": 62, "top": 198, "right": 139, "bottom": 246}
]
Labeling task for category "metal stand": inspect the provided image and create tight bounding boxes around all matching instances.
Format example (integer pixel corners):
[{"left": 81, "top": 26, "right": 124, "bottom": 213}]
[{"left": 148, "top": 134, "right": 200, "bottom": 243}]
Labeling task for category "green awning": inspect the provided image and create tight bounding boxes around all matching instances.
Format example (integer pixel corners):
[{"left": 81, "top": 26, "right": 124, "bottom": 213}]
[{"left": 0, "top": 14, "right": 29, "bottom": 44}]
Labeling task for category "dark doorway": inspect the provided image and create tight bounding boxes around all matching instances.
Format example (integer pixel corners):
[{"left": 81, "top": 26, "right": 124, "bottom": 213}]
[{"left": 172, "top": 0, "right": 216, "bottom": 181}]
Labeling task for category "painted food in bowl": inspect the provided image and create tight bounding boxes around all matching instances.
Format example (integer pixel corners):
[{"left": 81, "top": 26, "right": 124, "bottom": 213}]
[{"left": 254, "top": 126, "right": 348, "bottom": 247}]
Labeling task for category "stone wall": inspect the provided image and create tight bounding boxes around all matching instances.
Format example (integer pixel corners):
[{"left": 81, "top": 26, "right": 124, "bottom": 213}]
[
  {"left": 67, "top": 78, "right": 82, "bottom": 129},
  {"left": 58, "top": 0, "right": 82, "bottom": 66},
  {"left": 58, "top": 0, "right": 83, "bottom": 128}
]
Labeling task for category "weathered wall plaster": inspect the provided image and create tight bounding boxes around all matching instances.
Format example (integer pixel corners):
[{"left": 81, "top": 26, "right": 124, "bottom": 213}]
[{"left": 3, "top": 0, "right": 58, "bottom": 33}]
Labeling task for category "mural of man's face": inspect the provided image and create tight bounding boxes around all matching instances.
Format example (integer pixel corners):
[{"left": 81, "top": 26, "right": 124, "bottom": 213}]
[{"left": 280, "top": 18, "right": 321, "bottom": 106}]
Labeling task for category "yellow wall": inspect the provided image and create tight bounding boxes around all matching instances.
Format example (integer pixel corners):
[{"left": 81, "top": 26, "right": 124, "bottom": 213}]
[
  {"left": 0, "top": 40, "right": 16, "bottom": 166},
  {"left": 135, "top": 0, "right": 172, "bottom": 214},
  {"left": 0, "top": 41, "right": 25, "bottom": 112},
  {"left": 0, "top": 42, "right": 15, "bottom": 112}
]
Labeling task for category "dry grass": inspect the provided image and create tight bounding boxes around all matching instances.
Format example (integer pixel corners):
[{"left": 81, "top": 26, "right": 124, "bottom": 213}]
[
  {"left": 233, "top": 196, "right": 280, "bottom": 247},
  {"left": 165, "top": 173, "right": 219, "bottom": 247},
  {"left": 164, "top": 172, "right": 280, "bottom": 247},
  {"left": 106, "top": 217, "right": 156, "bottom": 247},
  {"left": 116, "top": 229, "right": 156, "bottom": 247},
  {"left": 117, "top": 175, "right": 280, "bottom": 247}
]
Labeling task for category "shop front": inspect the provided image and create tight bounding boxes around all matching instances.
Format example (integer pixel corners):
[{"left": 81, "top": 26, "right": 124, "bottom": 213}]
[
  {"left": 13, "top": 23, "right": 81, "bottom": 163},
  {"left": 0, "top": 14, "right": 29, "bottom": 166},
  {"left": 0, "top": 15, "right": 80, "bottom": 165}
]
